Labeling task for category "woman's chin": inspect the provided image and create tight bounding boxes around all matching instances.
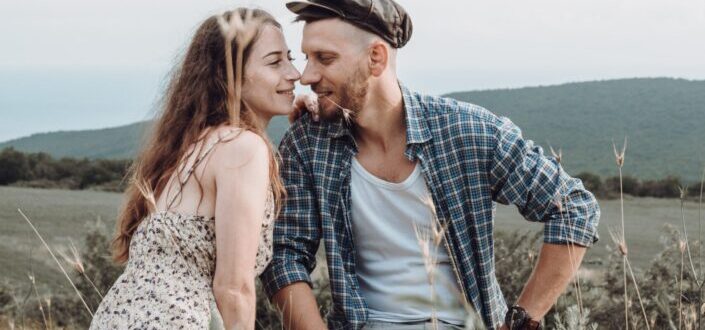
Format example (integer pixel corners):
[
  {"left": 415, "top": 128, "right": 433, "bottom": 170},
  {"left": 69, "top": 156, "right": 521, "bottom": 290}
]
[{"left": 268, "top": 107, "right": 295, "bottom": 118}]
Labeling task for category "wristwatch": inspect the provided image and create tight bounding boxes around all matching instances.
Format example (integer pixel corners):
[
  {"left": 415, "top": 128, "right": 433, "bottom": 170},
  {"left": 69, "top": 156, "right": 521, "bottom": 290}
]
[{"left": 505, "top": 305, "right": 541, "bottom": 330}]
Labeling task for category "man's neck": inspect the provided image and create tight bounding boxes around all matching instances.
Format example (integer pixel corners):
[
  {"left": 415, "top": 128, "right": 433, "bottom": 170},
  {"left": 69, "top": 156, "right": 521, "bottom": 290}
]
[{"left": 354, "top": 80, "right": 405, "bottom": 152}]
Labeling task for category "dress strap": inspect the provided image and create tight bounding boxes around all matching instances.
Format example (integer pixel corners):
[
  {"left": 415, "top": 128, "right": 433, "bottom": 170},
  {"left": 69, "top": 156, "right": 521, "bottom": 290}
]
[{"left": 166, "top": 129, "right": 239, "bottom": 209}]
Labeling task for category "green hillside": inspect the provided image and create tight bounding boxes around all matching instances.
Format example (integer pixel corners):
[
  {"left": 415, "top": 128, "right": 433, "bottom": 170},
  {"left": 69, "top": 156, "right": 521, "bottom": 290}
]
[
  {"left": 2, "top": 78, "right": 704, "bottom": 181},
  {"left": 0, "top": 122, "right": 150, "bottom": 160},
  {"left": 0, "top": 116, "right": 290, "bottom": 160},
  {"left": 445, "top": 78, "right": 705, "bottom": 182}
]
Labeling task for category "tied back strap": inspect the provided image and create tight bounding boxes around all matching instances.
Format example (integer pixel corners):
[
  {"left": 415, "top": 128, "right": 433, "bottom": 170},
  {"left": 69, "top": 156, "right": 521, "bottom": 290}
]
[{"left": 166, "top": 129, "right": 239, "bottom": 210}]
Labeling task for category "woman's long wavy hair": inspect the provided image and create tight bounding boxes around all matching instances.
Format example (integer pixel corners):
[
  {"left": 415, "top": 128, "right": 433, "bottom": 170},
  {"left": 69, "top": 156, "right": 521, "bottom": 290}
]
[{"left": 112, "top": 8, "right": 285, "bottom": 264}]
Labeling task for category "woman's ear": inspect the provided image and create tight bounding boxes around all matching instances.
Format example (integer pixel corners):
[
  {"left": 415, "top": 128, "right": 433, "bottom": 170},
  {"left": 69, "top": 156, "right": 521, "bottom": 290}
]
[{"left": 368, "top": 41, "right": 389, "bottom": 77}]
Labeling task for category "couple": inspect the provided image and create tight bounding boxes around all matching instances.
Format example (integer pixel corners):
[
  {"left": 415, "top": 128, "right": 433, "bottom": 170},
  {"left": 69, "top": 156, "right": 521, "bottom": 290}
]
[{"left": 91, "top": 0, "right": 600, "bottom": 329}]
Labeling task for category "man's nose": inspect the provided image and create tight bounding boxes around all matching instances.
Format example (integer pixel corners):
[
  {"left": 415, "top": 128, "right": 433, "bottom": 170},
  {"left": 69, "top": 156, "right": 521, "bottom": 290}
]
[{"left": 300, "top": 62, "right": 320, "bottom": 86}]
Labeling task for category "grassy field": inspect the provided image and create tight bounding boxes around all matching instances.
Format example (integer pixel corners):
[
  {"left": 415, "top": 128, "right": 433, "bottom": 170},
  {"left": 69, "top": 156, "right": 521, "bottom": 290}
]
[
  {"left": 0, "top": 187, "right": 123, "bottom": 294},
  {"left": 1, "top": 186, "right": 703, "bottom": 295},
  {"left": 495, "top": 194, "right": 703, "bottom": 268}
]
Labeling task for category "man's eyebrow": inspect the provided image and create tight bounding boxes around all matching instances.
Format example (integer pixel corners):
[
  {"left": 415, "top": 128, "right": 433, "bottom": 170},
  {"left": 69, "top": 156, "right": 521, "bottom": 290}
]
[
  {"left": 310, "top": 51, "right": 337, "bottom": 56},
  {"left": 302, "top": 46, "right": 335, "bottom": 53}
]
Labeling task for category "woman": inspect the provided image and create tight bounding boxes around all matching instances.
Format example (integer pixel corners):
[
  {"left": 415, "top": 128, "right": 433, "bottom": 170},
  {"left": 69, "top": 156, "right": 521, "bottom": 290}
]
[{"left": 90, "top": 8, "right": 301, "bottom": 329}]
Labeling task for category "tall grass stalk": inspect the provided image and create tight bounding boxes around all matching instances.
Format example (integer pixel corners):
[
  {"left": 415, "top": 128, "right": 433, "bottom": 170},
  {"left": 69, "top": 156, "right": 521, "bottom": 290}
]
[
  {"left": 549, "top": 144, "right": 584, "bottom": 316},
  {"left": 414, "top": 223, "right": 439, "bottom": 330},
  {"left": 698, "top": 166, "right": 705, "bottom": 330},
  {"left": 558, "top": 192, "right": 585, "bottom": 316},
  {"left": 27, "top": 273, "right": 48, "bottom": 330},
  {"left": 216, "top": 9, "right": 258, "bottom": 125},
  {"left": 45, "top": 297, "right": 52, "bottom": 330},
  {"left": 612, "top": 138, "right": 630, "bottom": 329},
  {"left": 624, "top": 257, "right": 648, "bottom": 329},
  {"left": 678, "top": 187, "right": 700, "bottom": 284},
  {"left": 58, "top": 239, "right": 103, "bottom": 299},
  {"left": 679, "top": 240, "right": 686, "bottom": 330},
  {"left": 611, "top": 138, "right": 650, "bottom": 329},
  {"left": 17, "top": 209, "right": 93, "bottom": 317},
  {"left": 322, "top": 95, "right": 355, "bottom": 124},
  {"left": 411, "top": 195, "right": 476, "bottom": 329},
  {"left": 413, "top": 195, "right": 451, "bottom": 330}
]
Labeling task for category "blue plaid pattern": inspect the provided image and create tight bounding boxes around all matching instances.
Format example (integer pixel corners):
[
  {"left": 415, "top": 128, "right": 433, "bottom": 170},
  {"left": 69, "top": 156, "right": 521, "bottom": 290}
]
[{"left": 260, "top": 85, "right": 600, "bottom": 329}]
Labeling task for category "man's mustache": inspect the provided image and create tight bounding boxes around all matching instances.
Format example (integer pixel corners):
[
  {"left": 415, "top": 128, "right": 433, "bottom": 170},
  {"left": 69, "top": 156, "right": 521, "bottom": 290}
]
[{"left": 311, "top": 84, "right": 333, "bottom": 94}]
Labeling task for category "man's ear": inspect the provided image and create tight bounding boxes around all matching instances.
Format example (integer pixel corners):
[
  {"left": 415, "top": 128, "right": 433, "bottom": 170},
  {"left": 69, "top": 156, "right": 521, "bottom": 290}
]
[{"left": 368, "top": 41, "right": 389, "bottom": 77}]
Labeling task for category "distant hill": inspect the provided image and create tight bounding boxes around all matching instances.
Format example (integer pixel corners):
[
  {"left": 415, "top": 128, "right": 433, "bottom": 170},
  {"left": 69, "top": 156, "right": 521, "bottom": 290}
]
[
  {"left": 2, "top": 78, "right": 704, "bottom": 182},
  {"left": 0, "top": 121, "right": 149, "bottom": 160},
  {"left": 445, "top": 78, "right": 705, "bottom": 183},
  {"left": 0, "top": 116, "right": 290, "bottom": 159}
]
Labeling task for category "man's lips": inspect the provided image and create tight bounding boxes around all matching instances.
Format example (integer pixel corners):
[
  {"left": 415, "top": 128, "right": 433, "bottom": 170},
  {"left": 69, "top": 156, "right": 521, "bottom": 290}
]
[{"left": 314, "top": 91, "right": 332, "bottom": 99}]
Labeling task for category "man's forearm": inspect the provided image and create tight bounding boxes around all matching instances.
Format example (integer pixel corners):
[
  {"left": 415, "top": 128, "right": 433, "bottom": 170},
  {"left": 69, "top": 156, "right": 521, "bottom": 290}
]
[
  {"left": 515, "top": 242, "right": 586, "bottom": 320},
  {"left": 272, "top": 282, "right": 327, "bottom": 330}
]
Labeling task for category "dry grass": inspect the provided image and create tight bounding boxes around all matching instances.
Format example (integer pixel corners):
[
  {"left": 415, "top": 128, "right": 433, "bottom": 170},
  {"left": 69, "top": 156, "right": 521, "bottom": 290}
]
[
  {"left": 3, "top": 141, "right": 704, "bottom": 330},
  {"left": 549, "top": 143, "right": 584, "bottom": 316},
  {"left": 17, "top": 209, "right": 93, "bottom": 319},
  {"left": 609, "top": 137, "right": 650, "bottom": 329},
  {"left": 216, "top": 9, "right": 259, "bottom": 125},
  {"left": 412, "top": 198, "right": 445, "bottom": 330},
  {"left": 57, "top": 240, "right": 102, "bottom": 300}
]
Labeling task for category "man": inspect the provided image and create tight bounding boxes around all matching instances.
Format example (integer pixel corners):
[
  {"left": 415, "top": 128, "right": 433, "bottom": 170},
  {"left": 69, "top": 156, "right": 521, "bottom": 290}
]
[{"left": 260, "top": 0, "right": 600, "bottom": 329}]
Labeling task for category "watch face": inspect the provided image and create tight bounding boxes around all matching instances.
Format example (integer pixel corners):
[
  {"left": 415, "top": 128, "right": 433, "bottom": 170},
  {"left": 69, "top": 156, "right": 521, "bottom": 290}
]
[
  {"left": 507, "top": 307, "right": 527, "bottom": 329},
  {"left": 511, "top": 313, "right": 525, "bottom": 326}
]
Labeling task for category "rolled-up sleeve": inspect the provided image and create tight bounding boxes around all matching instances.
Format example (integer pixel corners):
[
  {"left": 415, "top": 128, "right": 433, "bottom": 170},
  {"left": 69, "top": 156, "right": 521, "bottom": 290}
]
[
  {"left": 488, "top": 115, "right": 600, "bottom": 247},
  {"left": 260, "top": 125, "right": 321, "bottom": 298}
]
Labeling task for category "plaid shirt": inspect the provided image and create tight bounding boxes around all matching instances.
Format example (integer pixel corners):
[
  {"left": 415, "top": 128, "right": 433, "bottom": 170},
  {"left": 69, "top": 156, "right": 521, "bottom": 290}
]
[{"left": 261, "top": 85, "right": 600, "bottom": 329}]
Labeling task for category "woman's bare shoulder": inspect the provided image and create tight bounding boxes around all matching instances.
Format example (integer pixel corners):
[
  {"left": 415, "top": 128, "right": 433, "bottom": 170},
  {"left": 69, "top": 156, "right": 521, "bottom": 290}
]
[{"left": 210, "top": 126, "right": 269, "bottom": 168}]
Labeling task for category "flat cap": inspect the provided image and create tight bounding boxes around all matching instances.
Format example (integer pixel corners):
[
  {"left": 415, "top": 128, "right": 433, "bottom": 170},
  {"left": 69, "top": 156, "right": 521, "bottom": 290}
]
[{"left": 286, "top": 0, "right": 413, "bottom": 48}]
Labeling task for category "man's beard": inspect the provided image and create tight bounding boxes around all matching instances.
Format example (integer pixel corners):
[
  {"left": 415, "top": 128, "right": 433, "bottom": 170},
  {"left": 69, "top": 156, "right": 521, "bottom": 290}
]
[{"left": 317, "top": 68, "right": 368, "bottom": 123}]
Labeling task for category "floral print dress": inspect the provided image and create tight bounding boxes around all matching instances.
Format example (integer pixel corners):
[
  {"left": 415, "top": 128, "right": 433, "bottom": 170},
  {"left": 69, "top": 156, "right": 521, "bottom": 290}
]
[{"left": 90, "top": 135, "right": 274, "bottom": 329}]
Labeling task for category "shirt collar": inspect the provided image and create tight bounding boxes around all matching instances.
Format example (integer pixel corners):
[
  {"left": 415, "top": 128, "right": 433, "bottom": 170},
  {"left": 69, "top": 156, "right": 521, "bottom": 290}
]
[
  {"left": 327, "top": 82, "right": 432, "bottom": 145},
  {"left": 401, "top": 83, "right": 432, "bottom": 145}
]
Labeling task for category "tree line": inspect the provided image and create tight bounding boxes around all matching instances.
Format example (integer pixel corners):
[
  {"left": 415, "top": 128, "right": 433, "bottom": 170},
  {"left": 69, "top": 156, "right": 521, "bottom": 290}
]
[
  {"left": 575, "top": 171, "right": 702, "bottom": 199},
  {"left": 0, "top": 147, "right": 130, "bottom": 191},
  {"left": 0, "top": 147, "right": 702, "bottom": 198}
]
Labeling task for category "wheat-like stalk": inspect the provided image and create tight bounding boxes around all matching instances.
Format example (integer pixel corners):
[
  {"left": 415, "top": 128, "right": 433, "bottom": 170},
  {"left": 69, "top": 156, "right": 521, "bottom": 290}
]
[
  {"left": 610, "top": 137, "right": 649, "bottom": 329},
  {"left": 680, "top": 239, "right": 686, "bottom": 330},
  {"left": 44, "top": 296, "right": 52, "bottom": 330},
  {"left": 686, "top": 303, "right": 697, "bottom": 330},
  {"left": 677, "top": 187, "right": 703, "bottom": 288},
  {"left": 217, "top": 9, "right": 260, "bottom": 126},
  {"left": 322, "top": 95, "right": 356, "bottom": 125},
  {"left": 624, "top": 257, "right": 648, "bottom": 329},
  {"left": 612, "top": 137, "right": 627, "bottom": 236},
  {"left": 612, "top": 138, "right": 630, "bottom": 330},
  {"left": 698, "top": 166, "right": 705, "bottom": 329},
  {"left": 57, "top": 239, "right": 103, "bottom": 299},
  {"left": 27, "top": 273, "right": 48, "bottom": 330},
  {"left": 549, "top": 144, "right": 562, "bottom": 165},
  {"left": 550, "top": 160, "right": 586, "bottom": 317},
  {"left": 410, "top": 195, "right": 462, "bottom": 330},
  {"left": 413, "top": 220, "right": 440, "bottom": 330},
  {"left": 17, "top": 209, "right": 93, "bottom": 317}
]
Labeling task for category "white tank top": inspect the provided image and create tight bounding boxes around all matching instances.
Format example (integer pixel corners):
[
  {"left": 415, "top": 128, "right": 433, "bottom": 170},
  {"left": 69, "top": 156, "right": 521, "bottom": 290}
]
[{"left": 350, "top": 158, "right": 467, "bottom": 325}]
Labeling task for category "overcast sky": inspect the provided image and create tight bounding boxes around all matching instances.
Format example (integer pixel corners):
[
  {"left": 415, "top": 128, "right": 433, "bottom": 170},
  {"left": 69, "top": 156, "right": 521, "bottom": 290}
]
[{"left": 1, "top": 0, "right": 704, "bottom": 141}]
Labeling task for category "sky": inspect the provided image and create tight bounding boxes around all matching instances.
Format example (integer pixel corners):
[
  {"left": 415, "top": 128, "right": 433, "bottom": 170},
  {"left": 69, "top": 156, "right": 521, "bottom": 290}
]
[{"left": 1, "top": 0, "right": 704, "bottom": 142}]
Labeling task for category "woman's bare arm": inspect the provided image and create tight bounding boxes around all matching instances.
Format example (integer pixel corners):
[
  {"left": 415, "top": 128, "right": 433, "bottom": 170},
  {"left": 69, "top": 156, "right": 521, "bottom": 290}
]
[{"left": 212, "top": 131, "right": 270, "bottom": 330}]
